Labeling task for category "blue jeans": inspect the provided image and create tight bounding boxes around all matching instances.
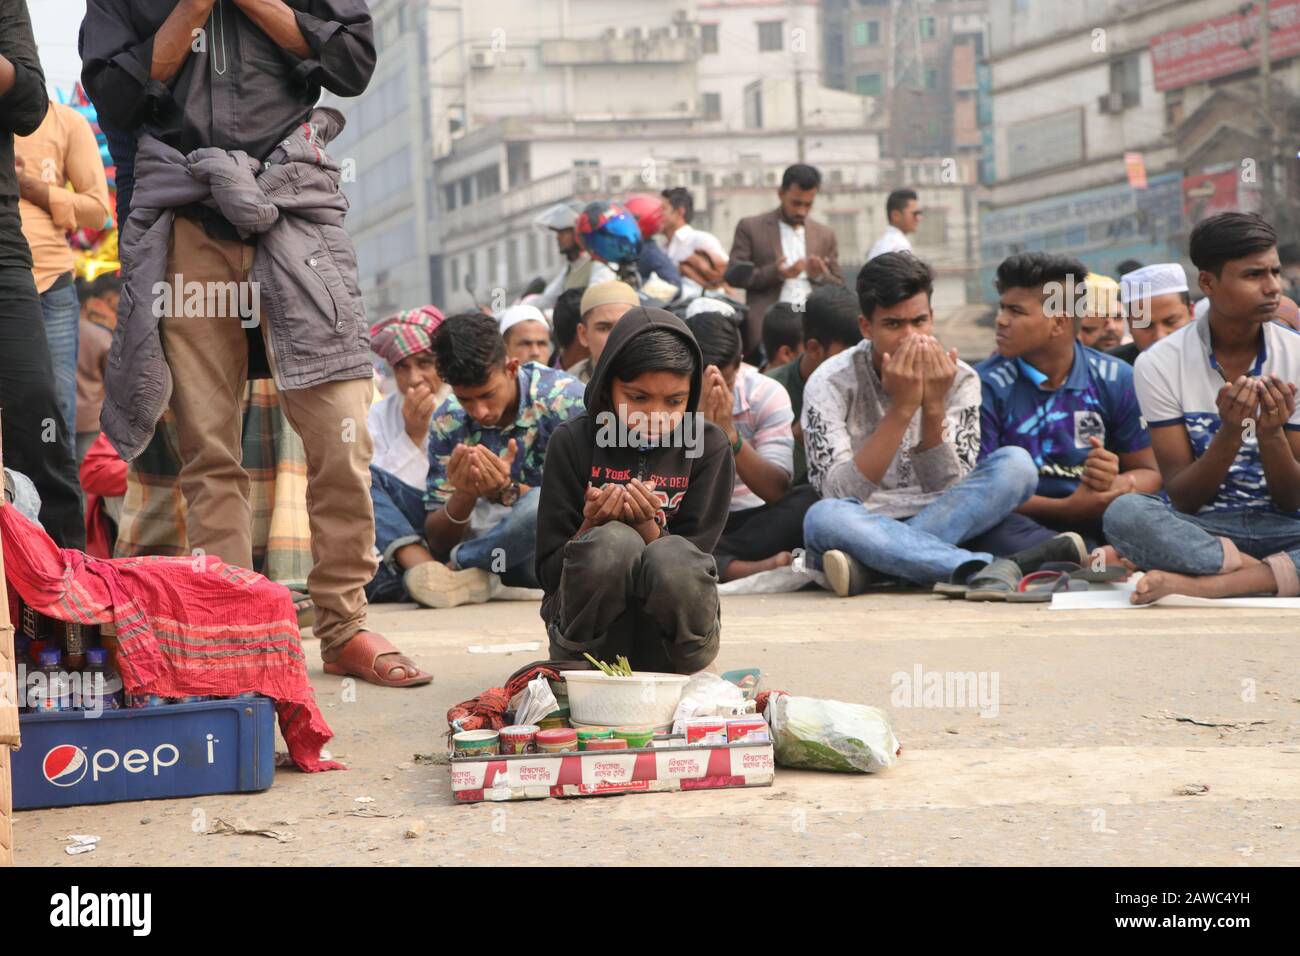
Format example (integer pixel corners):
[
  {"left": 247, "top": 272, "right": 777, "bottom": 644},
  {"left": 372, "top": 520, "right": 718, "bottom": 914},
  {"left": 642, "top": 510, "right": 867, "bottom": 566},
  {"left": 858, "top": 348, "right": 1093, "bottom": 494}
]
[
  {"left": 366, "top": 465, "right": 541, "bottom": 601},
  {"left": 1103, "top": 493, "right": 1300, "bottom": 577},
  {"left": 803, "top": 446, "right": 1039, "bottom": 585},
  {"left": 40, "top": 279, "right": 80, "bottom": 446}
]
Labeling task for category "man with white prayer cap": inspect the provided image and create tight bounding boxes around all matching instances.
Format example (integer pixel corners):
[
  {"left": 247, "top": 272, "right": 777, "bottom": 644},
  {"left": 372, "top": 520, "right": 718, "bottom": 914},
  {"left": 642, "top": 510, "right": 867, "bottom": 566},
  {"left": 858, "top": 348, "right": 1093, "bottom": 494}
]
[
  {"left": 498, "top": 303, "right": 552, "bottom": 365},
  {"left": 1113, "top": 263, "right": 1194, "bottom": 365}
]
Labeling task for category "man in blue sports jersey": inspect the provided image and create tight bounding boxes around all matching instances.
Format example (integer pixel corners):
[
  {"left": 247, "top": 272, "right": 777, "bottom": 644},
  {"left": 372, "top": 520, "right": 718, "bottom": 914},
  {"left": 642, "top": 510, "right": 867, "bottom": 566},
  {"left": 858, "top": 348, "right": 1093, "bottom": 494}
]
[
  {"left": 1103, "top": 213, "right": 1300, "bottom": 603},
  {"left": 976, "top": 253, "right": 1162, "bottom": 552}
]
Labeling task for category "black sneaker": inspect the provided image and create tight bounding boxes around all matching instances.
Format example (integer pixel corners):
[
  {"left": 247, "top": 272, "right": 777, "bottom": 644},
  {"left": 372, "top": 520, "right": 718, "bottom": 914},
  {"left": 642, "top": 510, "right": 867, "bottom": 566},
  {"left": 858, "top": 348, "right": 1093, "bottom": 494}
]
[{"left": 1007, "top": 532, "right": 1087, "bottom": 575}]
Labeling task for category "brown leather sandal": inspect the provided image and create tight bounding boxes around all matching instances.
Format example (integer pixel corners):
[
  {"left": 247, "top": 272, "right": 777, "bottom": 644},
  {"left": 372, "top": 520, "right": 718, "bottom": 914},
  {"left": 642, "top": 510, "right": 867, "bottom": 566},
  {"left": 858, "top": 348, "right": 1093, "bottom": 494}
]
[{"left": 323, "top": 630, "right": 432, "bottom": 688}]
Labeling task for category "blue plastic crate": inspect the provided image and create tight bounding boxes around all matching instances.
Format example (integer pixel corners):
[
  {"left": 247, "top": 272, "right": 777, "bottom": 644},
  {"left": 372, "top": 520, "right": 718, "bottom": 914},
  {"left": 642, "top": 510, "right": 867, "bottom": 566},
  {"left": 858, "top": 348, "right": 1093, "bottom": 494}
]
[{"left": 11, "top": 696, "right": 276, "bottom": 809}]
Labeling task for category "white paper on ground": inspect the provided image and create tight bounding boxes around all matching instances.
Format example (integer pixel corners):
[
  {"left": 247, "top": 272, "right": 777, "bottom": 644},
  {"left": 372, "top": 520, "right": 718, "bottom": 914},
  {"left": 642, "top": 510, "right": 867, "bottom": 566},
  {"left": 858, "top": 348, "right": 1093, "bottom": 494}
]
[
  {"left": 466, "top": 642, "right": 542, "bottom": 654},
  {"left": 717, "top": 566, "right": 827, "bottom": 595},
  {"left": 1050, "top": 575, "right": 1300, "bottom": 610}
]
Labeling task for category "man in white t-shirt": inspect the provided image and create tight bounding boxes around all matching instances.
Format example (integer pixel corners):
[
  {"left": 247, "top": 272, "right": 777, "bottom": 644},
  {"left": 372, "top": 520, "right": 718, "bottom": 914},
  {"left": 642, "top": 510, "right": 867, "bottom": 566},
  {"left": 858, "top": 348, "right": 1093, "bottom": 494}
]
[
  {"left": 867, "top": 188, "right": 922, "bottom": 261},
  {"left": 660, "top": 186, "right": 728, "bottom": 296},
  {"left": 1102, "top": 212, "right": 1300, "bottom": 603}
]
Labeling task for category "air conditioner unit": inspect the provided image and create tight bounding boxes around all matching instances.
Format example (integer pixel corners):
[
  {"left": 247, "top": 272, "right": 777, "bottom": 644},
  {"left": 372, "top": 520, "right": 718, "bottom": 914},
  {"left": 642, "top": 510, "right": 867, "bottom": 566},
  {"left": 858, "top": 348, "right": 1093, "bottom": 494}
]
[
  {"left": 603, "top": 27, "right": 619, "bottom": 39},
  {"left": 470, "top": 49, "right": 495, "bottom": 69},
  {"left": 1097, "top": 90, "right": 1125, "bottom": 114}
]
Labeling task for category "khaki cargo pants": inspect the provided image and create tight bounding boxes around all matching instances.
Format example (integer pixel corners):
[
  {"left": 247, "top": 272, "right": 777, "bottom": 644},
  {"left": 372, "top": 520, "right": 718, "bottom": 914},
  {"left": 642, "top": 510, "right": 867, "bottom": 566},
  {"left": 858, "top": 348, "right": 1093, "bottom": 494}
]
[{"left": 158, "top": 215, "right": 377, "bottom": 658}]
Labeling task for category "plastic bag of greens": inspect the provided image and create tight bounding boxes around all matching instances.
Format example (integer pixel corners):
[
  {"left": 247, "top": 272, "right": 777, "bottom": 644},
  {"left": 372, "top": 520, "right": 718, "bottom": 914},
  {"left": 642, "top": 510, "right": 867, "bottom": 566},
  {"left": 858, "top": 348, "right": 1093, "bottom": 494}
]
[{"left": 767, "top": 693, "right": 899, "bottom": 773}]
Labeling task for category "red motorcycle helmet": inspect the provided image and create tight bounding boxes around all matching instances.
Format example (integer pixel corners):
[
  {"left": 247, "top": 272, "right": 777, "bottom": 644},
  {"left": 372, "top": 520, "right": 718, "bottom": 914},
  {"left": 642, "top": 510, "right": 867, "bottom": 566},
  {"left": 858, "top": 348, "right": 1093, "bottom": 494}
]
[{"left": 624, "top": 193, "right": 665, "bottom": 240}]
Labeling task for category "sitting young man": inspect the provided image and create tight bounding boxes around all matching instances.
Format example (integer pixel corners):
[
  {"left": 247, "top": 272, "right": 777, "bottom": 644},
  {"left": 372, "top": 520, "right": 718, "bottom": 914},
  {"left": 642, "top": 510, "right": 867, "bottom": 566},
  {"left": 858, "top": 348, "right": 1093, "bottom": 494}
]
[
  {"left": 1076, "top": 273, "right": 1125, "bottom": 352},
  {"left": 367, "top": 312, "right": 585, "bottom": 607},
  {"left": 566, "top": 280, "right": 641, "bottom": 384},
  {"left": 768, "top": 283, "right": 864, "bottom": 486},
  {"left": 499, "top": 304, "right": 553, "bottom": 366},
  {"left": 1104, "top": 212, "right": 1300, "bottom": 603},
  {"left": 976, "top": 253, "right": 1161, "bottom": 552},
  {"left": 366, "top": 307, "right": 449, "bottom": 491},
  {"left": 761, "top": 301, "right": 802, "bottom": 372},
  {"left": 685, "top": 303, "right": 820, "bottom": 581},
  {"left": 801, "top": 252, "right": 1083, "bottom": 597},
  {"left": 1111, "top": 263, "right": 1194, "bottom": 366}
]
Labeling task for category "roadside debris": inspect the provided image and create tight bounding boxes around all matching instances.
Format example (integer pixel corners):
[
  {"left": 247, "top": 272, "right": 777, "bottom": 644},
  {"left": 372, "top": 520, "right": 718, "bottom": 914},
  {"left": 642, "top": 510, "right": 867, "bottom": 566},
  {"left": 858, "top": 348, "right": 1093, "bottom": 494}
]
[
  {"left": 63, "top": 834, "right": 99, "bottom": 856},
  {"left": 1174, "top": 783, "right": 1210, "bottom": 796},
  {"left": 207, "top": 817, "right": 297, "bottom": 843}
]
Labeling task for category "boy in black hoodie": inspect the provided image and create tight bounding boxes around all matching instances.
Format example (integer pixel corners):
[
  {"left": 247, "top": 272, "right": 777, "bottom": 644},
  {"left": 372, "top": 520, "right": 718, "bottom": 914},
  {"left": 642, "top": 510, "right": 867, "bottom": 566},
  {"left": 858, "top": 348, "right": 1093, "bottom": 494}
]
[{"left": 536, "top": 307, "right": 736, "bottom": 673}]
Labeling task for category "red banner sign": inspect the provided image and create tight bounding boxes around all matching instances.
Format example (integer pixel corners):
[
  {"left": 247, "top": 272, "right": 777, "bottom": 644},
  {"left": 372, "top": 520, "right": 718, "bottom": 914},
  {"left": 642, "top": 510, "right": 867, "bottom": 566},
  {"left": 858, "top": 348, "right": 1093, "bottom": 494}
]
[{"left": 1149, "top": 0, "right": 1300, "bottom": 92}]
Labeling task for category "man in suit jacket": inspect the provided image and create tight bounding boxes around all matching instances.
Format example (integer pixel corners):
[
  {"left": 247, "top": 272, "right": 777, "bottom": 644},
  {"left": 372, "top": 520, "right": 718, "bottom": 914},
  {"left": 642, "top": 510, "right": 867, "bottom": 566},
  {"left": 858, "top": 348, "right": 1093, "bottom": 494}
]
[{"left": 729, "top": 164, "right": 843, "bottom": 361}]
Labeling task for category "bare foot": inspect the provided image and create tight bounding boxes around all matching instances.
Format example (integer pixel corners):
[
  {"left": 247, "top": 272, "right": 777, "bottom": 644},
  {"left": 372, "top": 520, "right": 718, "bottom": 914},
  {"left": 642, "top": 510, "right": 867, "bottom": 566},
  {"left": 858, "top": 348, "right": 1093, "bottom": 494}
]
[
  {"left": 721, "top": 551, "right": 794, "bottom": 582},
  {"left": 1092, "top": 545, "right": 1136, "bottom": 574},
  {"left": 1132, "top": 570, "right": 1220, "bottom": 605}
]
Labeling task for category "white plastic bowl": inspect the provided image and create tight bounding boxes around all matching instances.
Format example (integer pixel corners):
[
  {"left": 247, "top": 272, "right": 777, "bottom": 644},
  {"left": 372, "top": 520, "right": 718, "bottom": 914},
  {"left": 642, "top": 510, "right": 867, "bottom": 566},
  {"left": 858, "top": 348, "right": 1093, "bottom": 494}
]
[{"left": 562, "top": 670, "right": 690, "bottom": 729}]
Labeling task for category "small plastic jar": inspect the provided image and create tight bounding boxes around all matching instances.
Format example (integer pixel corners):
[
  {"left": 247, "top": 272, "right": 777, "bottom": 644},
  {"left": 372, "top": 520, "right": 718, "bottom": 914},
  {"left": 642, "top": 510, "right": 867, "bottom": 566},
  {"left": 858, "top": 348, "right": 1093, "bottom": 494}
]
[{"left": 535, "top": 728, "right": 579, "bottom": 753}]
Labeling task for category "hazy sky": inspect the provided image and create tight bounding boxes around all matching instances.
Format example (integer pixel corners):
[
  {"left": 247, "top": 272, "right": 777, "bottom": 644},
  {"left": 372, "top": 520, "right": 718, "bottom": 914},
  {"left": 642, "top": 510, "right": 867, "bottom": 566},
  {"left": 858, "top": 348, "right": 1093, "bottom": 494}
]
[{"left": 29, "top": 0, "right": 89, "bottom": 97}]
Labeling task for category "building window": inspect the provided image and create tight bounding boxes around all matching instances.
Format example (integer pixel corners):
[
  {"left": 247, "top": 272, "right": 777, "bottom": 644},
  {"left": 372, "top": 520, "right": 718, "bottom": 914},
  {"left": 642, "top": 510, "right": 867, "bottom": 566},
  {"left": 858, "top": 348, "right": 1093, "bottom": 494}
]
[
  {"left": 920, "top": 16, "right": 936, "bottom": 39},
  {"left": 757, "top": 21, "right": 783, "bottom": 52},
  {"left": 450, "top": 257, "right": 459, "bottom": 293},
  {"left": 924, "top": 68, "right": 940, "bottom": 90},
  {"left": 487, "top": 245, "right": 500, "bottom": 287},
  {"left": 743, "top": 81, "right": 763, "bottom": 129},
  {"left": 702, "top": 92, "right": 721, "bottom": 120},
  {"left": 474, "top": 165, "right": 501, "bottom": 200},
  {"left": 701, "top": 23, "right": 719, "bottom": 54},
  {"left": 459, "top": 178, "right": 472, "bottom": 206},
  {"left": 854, "top": 20, "right": 880, "bottom": 45},
  {"left": 1109, "top": 54, "right": 1141, "bottom": 108},
  {"left": 526, "top": 232, "right": 538, "bottom": 273},
  {"left": 855, "top": 72, "right": 883, "bottom": 97},
  {"left": 443, "top": 184, "right": 457, "bottom": 211}
]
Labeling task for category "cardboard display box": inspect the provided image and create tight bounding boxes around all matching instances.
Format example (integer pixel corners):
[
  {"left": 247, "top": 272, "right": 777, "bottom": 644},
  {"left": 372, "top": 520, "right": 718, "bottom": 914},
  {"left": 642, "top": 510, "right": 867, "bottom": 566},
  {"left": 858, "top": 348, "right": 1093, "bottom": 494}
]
[{"left": 451, "top": 738, "right": 775, "bottom": 803}]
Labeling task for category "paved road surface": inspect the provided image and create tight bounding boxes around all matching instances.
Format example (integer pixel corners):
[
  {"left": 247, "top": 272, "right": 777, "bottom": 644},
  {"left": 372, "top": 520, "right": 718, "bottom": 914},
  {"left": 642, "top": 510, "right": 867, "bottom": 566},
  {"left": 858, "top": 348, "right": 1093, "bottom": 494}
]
[{"left": 13, "top": 591, "right": 1300, "bottom": 866}]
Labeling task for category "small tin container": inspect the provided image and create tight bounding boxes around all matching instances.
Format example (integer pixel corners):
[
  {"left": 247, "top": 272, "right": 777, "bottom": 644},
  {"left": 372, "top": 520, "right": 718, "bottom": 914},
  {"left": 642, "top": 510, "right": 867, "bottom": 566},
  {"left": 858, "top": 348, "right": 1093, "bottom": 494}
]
[
  {"left": 576, "top": 727, "right": 614, "bottom": 750},
  {"left": 452, "top": 729, "right": 500, "bottom": 757},
  {"left": 536, "top": 706, "right": 571, "bottom": 730},
  {"left": 535, "top": 728, "right": 578, "bottom": 753},
  {"left": 584, "top": 737, "right": 629, "bottom": 751},
  {"left": 614, "top": 726, "right": 654, "bottom": 749},
  {"left": 499, "top": 724, "right": 540, "bottom": 755}
]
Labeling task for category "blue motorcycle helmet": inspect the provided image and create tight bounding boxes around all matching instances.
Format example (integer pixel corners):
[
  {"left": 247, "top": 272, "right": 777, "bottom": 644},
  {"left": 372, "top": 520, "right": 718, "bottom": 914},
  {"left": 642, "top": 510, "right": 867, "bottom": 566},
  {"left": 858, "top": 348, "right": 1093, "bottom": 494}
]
[{"left": 575, "top": 200, "right": 643, "bottom": 265}]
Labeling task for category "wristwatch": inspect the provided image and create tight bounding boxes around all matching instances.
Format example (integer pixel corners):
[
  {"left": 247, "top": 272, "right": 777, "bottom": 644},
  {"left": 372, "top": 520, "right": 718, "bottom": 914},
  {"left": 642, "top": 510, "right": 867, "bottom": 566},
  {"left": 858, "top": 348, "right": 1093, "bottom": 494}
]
[{"left": 497, "top": 480, "right": 521, "bottom": 507}]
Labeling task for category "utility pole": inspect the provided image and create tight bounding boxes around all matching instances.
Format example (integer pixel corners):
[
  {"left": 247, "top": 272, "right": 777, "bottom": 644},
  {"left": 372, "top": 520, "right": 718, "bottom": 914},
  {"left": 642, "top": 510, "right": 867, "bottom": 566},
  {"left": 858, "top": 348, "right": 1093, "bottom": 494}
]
[
  {"left": 889, "top": 0, "right": 926, "bottom": 186},
  {"left": 1261, "top": 0, "right": 1275, "bottom": 217},
  {"left": 795, "top": 68, "right": 806, "bottom": 164}
]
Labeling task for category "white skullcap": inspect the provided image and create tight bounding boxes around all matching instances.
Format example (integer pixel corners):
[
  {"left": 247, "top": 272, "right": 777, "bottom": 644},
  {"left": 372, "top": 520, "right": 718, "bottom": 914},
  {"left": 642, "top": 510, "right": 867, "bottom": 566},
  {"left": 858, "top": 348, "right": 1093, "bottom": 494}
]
[
  {"left": 685, "top": 297, "right": 737, "bottom": 319},
  {"left": 498, "top": 304, "right": 549, "bottom": 337},
  {"left": 1120, "top": 263, "right": 1189, "bottom": 307}
]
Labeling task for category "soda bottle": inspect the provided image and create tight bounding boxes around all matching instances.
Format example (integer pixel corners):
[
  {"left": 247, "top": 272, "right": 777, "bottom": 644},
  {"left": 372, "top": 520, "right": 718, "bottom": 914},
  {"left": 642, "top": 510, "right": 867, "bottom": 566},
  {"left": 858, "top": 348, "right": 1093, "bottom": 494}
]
[
  {"left": 76, "top": 647, "right": 124, "bottom": 712},
  {"left": 32, "top": 650, "right": 72, "bottom": 713},
  {"left": 61, "top": 621, "right": 91, "bottom": 670}
]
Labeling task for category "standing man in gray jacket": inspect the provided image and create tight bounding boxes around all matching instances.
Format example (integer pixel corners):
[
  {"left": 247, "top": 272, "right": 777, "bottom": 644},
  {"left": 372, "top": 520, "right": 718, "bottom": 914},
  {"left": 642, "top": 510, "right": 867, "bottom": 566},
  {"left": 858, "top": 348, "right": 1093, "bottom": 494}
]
[{"left": 82, "top": 0, "right": 431, "bottom": 687}]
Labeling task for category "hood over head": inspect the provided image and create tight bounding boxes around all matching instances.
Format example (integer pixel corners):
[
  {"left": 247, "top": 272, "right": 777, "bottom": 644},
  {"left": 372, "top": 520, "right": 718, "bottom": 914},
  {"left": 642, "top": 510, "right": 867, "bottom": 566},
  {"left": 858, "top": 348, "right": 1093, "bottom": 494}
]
[{"left": 583, "top": 305, "right": 703, "bottom": 418}]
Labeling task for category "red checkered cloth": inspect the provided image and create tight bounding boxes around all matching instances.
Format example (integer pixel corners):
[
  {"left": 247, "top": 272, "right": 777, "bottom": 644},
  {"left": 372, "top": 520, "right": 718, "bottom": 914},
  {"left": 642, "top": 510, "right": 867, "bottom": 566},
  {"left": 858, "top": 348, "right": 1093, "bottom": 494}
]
[{"left": 1, "top": 504, "right": 343, "bottom": 773}]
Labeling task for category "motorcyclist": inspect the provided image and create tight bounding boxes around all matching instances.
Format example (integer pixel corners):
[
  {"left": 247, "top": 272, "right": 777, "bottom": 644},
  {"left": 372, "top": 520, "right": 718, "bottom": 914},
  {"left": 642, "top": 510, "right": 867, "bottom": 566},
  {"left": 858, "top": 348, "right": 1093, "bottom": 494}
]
[
  {"left": 624, "top": 193, "right": 682, "bottom": 296},
  {"left": 532, "top": 202, "right": 594, "bottom": 310}
]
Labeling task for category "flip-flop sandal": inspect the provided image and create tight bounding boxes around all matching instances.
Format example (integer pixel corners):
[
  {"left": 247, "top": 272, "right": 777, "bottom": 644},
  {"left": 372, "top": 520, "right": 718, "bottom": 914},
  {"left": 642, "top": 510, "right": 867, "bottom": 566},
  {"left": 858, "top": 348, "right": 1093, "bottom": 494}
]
[
  {"left": 1035, "top": 560, "right": 1131, "bottom": 584},
  {"left": 1006, "top": 569, "right": 1089, "bottom": 603},
  {"left": 291, "top": 591, "right": 316, "bottom": 630},
  {"left": 933, "top": 558, "right": 990, "bottom": 597},
  {"left": 323, "top": 630, "right": 433, "bottom": 688},
  {"left": 964, "top": 558, "right": 1022, "bottom": 601}
]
